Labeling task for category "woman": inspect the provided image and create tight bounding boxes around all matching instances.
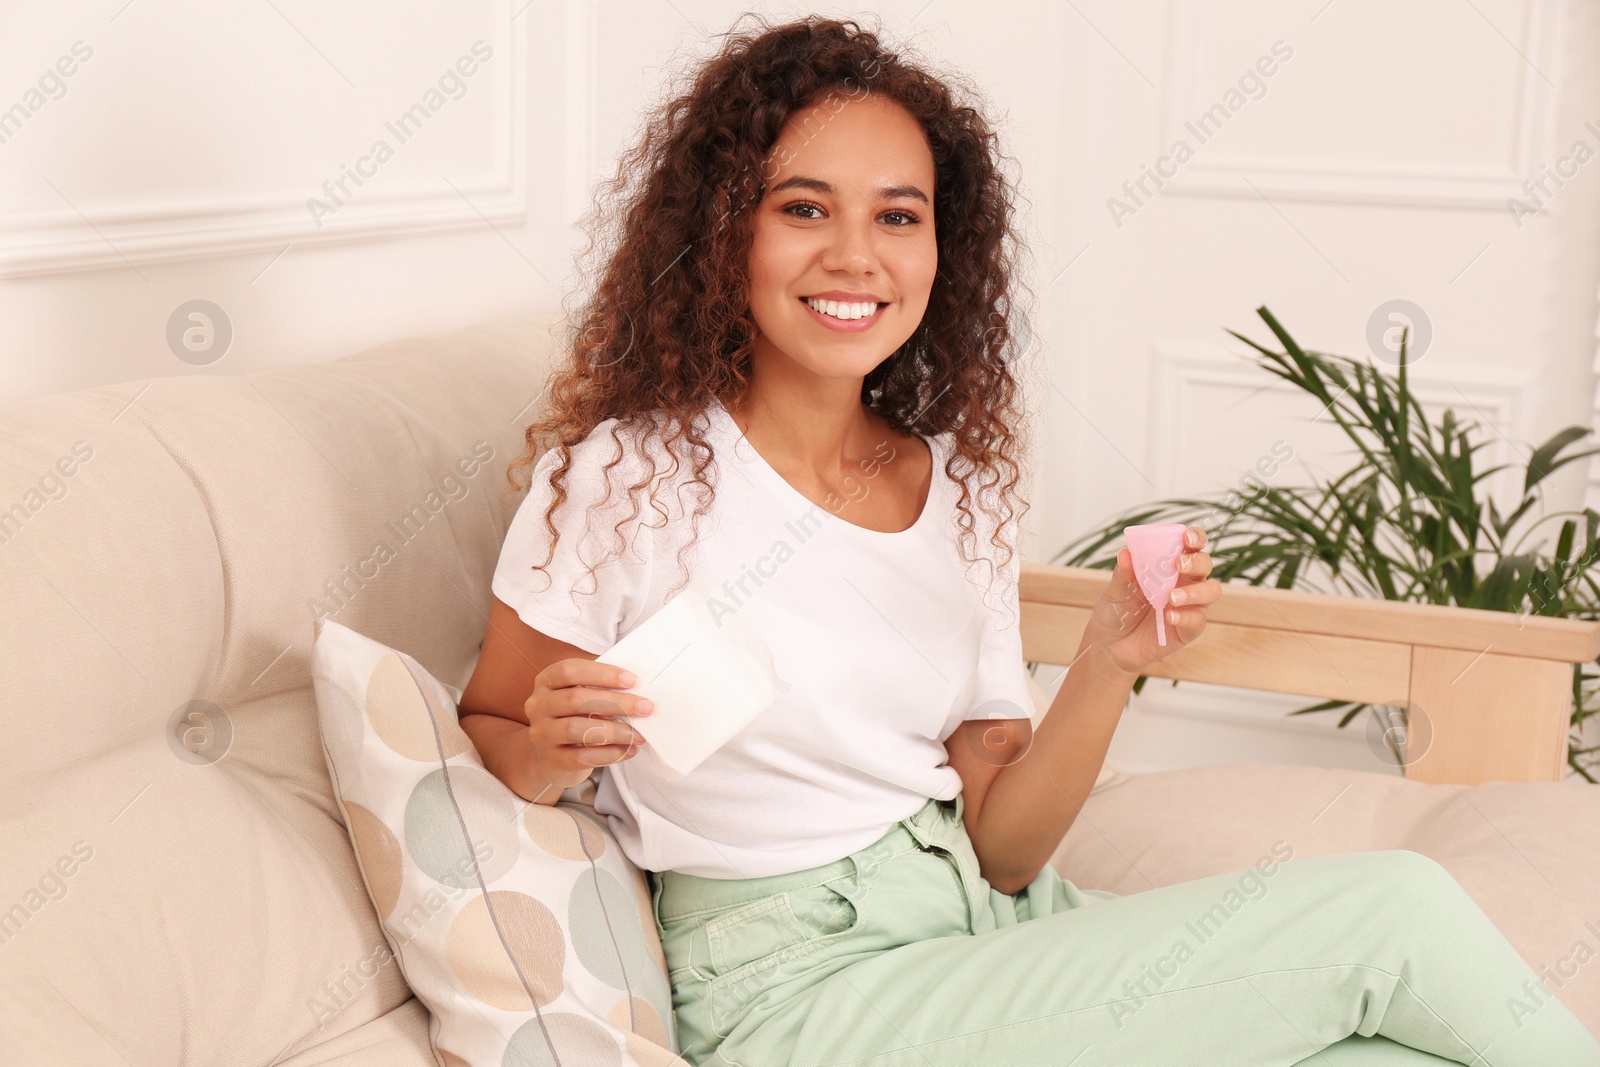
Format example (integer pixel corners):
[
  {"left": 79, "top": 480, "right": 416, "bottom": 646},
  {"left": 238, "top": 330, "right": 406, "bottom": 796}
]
[{"left": 458, "top": 15, "right": 1600, "bottom": 1067}]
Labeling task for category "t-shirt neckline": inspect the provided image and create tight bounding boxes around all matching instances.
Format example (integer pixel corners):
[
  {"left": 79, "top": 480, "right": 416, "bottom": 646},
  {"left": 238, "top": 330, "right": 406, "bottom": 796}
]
[{"left": 707, "top": 396, "right": 941, "bottom": 540}]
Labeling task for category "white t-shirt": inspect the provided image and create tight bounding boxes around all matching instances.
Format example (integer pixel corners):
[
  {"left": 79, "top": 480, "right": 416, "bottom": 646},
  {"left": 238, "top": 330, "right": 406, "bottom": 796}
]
[{"left": 489, "top": 396, "right": 1035, "bottom": 879}]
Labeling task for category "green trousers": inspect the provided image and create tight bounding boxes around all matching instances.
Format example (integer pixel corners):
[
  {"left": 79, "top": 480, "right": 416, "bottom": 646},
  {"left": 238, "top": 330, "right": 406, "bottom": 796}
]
[{"left": 651, "top": 794, "right": 1600, "bottom": 1066}]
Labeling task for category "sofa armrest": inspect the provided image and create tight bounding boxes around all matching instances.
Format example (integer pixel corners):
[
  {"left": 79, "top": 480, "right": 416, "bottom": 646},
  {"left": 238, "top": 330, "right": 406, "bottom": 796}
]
[{"left": 1019, "top": 562, "right": 1600, "bottom": 785}]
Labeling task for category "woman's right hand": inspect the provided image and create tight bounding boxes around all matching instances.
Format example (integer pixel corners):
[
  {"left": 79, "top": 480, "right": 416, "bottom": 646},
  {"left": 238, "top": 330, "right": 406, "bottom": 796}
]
[{"left": 524, "top": 659, "right": 654, "bottom": 794}]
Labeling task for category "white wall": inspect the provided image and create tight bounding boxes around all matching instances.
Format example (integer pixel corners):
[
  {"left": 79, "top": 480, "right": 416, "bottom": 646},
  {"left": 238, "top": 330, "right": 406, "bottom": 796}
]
[
  {"left": 0, "top": 0, "right": 576, "bottom": 400},
  {"left": 5, "top": 0, "right": 1598, "bottom": 775},
  {"left": 1035, "top": 0, "right": 1600, "bottom": 776}
]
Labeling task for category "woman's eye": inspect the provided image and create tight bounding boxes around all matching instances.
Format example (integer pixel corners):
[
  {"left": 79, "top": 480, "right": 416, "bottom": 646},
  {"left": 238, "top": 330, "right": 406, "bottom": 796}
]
[{"left": 781, "top": 202, "right": 921, "bottom": 226}]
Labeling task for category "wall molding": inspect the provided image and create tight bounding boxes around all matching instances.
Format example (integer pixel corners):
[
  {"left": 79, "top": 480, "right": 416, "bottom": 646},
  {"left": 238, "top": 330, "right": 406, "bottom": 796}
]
[
  {"left": 1156, "top": 0, "right": 1567, "bottom": 209},
  {"left": 0, "top": 2, "right": 532, "bottom": 278},
  {"left": 1149, "top": 340, "right": 1534, "bottom": 511},
  {"left": 1587, "top": 280, "right": 1600, "bottom": 507},
  {"left": 563, "top": 0, "right": 599, "bottom": 229}
]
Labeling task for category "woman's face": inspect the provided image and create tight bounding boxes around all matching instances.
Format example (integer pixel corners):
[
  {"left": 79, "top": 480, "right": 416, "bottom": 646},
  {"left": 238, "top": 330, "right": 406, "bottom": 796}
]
[{"left": 746, "top": 92, "right": 938, "bottom": 387}]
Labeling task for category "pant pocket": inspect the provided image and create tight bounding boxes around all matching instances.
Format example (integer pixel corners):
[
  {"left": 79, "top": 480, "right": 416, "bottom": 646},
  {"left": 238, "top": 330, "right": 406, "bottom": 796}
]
[
  {"left": 783, "top": 881, "right": 862, "bottom": 943},
  {"left": 705, "top": 883, "right": 865, "bottom": 1039},
  {"left": 706, "top": 893, "right": 809, "bottom": 977}
]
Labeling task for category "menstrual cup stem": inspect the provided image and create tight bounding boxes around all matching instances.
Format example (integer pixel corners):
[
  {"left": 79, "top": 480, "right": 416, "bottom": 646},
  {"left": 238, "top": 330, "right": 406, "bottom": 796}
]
[{"left": 1124, "top": 522, "right": 1187, "bottom": 650}]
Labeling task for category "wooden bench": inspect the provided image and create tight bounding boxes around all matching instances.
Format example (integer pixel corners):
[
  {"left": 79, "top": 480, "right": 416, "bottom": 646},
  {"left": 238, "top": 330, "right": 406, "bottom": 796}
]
[{"left": 1019, "top": 563, "right": 1600, "bottom": 785}]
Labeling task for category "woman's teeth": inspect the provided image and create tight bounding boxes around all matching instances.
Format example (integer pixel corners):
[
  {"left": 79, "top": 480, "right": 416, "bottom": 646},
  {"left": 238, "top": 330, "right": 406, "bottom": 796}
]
[{"left": 804, "top": 297, "right": 881, "bottom": 321}]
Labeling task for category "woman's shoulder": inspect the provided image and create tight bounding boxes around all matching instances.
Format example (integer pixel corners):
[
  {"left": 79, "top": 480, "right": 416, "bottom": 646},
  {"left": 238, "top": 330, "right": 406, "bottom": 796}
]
[
  {"left": 535, "top": 408, "right": 663, "bottom": 472},
  {"left": 534, "top": 406, "right": 712, "bottom": 518}
]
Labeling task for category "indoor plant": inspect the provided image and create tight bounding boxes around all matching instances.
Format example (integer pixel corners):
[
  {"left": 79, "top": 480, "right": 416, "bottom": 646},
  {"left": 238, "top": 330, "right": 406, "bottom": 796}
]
[{"left": 1050, "top": 306, "right": 1600, "bottom": 780}]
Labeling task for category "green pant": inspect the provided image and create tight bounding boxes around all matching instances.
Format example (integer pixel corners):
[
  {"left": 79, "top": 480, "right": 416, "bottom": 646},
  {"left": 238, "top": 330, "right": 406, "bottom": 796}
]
[{"left": 651, "top": 794, "right": 1600, "bottom": 1066}]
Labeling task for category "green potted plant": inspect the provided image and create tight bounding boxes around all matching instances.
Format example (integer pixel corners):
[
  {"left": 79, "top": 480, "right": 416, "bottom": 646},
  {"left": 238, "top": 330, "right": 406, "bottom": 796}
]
[{"left": 1050, "top": 306, "right": 1600, "bottom": 780}]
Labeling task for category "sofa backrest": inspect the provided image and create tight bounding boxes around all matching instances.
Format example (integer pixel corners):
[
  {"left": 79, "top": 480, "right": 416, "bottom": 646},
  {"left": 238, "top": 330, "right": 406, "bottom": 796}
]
[{"left": 0, "top": 315, "right": 562, "bottom": 1063}]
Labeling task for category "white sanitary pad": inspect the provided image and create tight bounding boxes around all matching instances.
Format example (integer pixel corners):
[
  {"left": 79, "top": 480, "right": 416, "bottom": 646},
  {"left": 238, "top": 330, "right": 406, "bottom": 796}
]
[{"left": 596, "top": 572, "right": 789, "bottom": 780}]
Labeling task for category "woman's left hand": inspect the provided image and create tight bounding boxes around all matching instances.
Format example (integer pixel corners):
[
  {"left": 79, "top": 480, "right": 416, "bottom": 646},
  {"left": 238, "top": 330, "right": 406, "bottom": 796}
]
[{"left": 1082, "top": 525, "right": 1221, "bottom": 677}]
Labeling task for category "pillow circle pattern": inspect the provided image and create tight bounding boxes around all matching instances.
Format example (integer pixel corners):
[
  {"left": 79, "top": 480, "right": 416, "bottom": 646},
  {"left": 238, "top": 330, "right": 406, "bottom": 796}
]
[{"left": 311, "top": 620, "right": 687, "bottom": 1066}]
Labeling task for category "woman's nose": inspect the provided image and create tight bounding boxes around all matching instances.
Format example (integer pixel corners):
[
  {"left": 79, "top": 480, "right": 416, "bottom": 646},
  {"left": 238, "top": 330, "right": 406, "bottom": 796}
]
[{"left": 821, "top": 216, "right": 879, "bottom": 273}]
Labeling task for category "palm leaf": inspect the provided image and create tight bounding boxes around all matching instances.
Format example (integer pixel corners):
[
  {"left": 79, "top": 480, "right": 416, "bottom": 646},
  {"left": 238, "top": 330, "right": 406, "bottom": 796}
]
[{"left": 1061, "top": 306, "right": 1600, "bottom": 779}]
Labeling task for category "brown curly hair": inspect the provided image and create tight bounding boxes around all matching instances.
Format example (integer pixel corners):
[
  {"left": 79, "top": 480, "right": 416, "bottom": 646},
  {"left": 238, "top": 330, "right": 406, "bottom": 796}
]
[{"left": 502, "top": 12, "right": 1039, "bottom": 621}]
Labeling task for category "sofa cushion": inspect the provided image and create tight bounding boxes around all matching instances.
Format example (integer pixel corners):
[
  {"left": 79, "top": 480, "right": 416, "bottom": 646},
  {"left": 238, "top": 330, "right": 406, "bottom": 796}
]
[
  {"left": 311, "top": 619, "right": 681, "bottom": 1064},
  {"left": 1048, "top": 764, "right": 1600, "bottom": 1033},
  {"left": 0, "top": 316, "right": 561, "bottom": 1065}
]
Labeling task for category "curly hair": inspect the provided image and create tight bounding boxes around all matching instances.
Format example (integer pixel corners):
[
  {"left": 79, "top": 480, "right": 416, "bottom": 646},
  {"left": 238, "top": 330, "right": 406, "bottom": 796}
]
[{"left": 501, "top": 12, "right": 1039, "bottom": 620}]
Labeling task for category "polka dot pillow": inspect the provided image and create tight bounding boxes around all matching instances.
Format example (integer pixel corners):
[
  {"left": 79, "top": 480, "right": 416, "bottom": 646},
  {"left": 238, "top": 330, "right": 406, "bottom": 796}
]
[{"left": 310, "top": 619, "right": 685, "bottom": 1067}]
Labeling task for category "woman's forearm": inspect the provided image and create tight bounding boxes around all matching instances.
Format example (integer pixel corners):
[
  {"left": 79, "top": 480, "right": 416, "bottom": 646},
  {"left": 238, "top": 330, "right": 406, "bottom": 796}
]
[
  {"left": 458, "top": 713, "right": 566, "bottom": 806},
  {"left": 969, "top": 638, "right": 1138, "bottom": 893}
]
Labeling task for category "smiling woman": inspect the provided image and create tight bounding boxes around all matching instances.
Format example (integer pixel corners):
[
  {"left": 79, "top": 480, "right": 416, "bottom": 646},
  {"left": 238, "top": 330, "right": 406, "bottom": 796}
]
[
  {"left": 751, "top": 138, "right": 936, "bottom": 345},
  {"left": 454, "top": 13, "right": 1600, "bottom": 1067}
]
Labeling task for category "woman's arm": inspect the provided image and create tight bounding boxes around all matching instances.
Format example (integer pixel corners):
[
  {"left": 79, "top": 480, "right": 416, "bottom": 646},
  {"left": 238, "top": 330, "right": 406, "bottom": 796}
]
[
  {"left": 945, "top": 635, "right": 1136, "bottom": 894},
  {"left": 458, "top": 596, "right": 615, "bottom": 806},
  {"left": 949, "top": 527, "right": 1220, "bottom": 894}
]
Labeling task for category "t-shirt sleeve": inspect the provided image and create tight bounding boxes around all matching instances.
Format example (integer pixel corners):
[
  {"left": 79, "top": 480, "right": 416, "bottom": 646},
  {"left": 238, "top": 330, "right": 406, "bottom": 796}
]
[
  {"left": 965, "top": 496, "right": 1036, "bottom": 723},
  {"left": 490, "top": 424, "right": 659, "bottom": 655}
]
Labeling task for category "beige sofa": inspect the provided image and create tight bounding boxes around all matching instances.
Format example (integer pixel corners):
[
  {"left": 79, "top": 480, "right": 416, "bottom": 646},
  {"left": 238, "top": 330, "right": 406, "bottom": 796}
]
[{"left": 2, "top": 312, "right": 1596, "bottom": 1064}]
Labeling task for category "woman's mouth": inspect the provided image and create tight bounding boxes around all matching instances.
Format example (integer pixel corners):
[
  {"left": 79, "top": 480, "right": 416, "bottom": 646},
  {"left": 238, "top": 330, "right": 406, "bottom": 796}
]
[{"left": 800, "top": 296, "right": 887, "bottom": 333}]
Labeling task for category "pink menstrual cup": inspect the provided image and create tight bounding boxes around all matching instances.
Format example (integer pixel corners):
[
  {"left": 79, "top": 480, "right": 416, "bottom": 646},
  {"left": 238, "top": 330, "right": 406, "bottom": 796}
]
[{"left": 1123, "top": 523, "right": 1188, "bottom": 646}]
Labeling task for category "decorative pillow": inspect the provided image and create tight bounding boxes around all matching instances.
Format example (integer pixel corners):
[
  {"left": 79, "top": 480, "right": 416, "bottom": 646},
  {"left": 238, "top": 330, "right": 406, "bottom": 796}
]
[{"left": 310, "top": 619, "right": 686, "bottom": 1067}]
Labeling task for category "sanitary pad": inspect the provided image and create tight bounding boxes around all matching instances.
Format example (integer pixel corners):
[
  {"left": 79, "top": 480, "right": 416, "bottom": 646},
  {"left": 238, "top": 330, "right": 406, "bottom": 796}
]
[{"left": 596, "top": 572, "right": 790, "bottom": 780}]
